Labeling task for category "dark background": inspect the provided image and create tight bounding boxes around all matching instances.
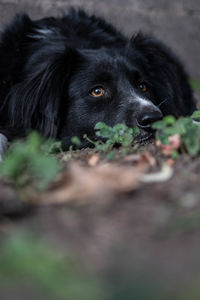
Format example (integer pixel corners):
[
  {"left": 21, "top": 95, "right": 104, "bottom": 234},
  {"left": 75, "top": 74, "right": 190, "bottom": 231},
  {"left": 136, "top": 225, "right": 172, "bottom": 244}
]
[
  {"left": 0, "top": 0, "right": 200, "bottom": 82},
  {"left": 0, "top": 0, "right": 199, "bottom": 81}
]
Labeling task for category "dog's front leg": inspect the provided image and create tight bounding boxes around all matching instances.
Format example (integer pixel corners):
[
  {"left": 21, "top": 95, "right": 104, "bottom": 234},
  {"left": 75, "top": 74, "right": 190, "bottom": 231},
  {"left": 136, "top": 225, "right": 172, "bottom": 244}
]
[{"left": 0, "top": 133, "right": 8, "bottom": 162}]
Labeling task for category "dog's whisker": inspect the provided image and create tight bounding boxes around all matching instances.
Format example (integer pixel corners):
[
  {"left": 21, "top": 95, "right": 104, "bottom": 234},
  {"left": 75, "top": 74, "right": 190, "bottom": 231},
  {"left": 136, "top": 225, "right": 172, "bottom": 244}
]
[{"left": 157, "top": 98, "right": 169, "bottom": 108}]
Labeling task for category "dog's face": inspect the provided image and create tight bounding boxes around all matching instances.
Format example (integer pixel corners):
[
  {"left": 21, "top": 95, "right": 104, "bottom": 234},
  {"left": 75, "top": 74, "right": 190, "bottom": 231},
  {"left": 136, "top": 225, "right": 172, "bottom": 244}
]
[
  {"left": 60, "top": 48, "right": 163, "bottom": 149},
  {"left": 1, "top": 13, "right": 195, "bottom": 146}
]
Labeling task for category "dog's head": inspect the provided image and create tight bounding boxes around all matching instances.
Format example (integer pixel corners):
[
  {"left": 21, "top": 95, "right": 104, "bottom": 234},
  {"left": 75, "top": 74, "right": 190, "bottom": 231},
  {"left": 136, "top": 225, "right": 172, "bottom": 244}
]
[
  {"left": 60, "top": 46, "right": 163, "bottom": 149},
  {"left": 7, "top": 33, "right": 194, "bottom": 148}
]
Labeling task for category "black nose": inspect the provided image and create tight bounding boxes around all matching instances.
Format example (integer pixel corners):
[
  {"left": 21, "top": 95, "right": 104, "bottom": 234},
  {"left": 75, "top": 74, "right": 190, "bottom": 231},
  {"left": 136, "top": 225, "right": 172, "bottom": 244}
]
[{"left": 137, "top": 110, "right": 163, "bottom": 131}]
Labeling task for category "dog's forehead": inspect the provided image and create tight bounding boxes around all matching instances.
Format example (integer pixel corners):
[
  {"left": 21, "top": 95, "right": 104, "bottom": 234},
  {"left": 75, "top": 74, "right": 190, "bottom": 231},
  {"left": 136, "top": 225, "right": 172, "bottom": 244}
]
[{"left": 78, "top": 48, "right": 139, "bottom": 76}]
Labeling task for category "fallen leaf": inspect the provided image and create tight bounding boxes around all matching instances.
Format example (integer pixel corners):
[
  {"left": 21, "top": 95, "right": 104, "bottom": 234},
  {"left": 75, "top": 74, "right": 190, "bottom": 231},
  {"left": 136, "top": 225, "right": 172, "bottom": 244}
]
[
  {"left": 166, "top": 158, "right": 175, "bottom": 166},
  {"left": 137, "top": 152, "right": 156, "bottom": 167},
  {"left": 123, "top": 152, "right": 156, "bottom": 167},
  {"left": 88, "top": 154, "right": 100, "bottom": 166},
  {"left": 140, "top": 164, "right": 173, "bottom": 183},
  {"left": 122, "top": 154, "right": 141, "bottom": 163},
  {"left": 33, "top": 158, "right": 149, "bottom": 206}
]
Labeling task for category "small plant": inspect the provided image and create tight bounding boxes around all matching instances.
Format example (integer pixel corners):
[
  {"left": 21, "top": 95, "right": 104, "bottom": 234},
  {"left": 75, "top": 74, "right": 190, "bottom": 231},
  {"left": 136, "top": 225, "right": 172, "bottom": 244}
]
[
  {"left": 152, "top": 111, "right": 200, "bottom": 157},
  {"left": 69, "top": 136, "right": 81, "bottom": 152},
  {"left": 84, "top": 122, "right": 139, "bottom": 159},
  {"left": 41, "top": 139, "right": 62, "bottom": 156},
  {"left": 0, "top": 132, "right": 61, "bottom": 189}
]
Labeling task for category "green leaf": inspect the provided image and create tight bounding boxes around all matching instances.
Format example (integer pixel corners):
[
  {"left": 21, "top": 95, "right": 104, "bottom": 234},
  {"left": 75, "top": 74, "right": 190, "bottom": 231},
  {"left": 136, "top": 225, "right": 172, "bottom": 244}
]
[
  {"left": 27, "top": 131, "right": 42, "bottom": 153},
  {"left": 132, "top": 126, "right": 140, "bottom": 138},
  {"left": 190, "top": 78, "right": 200, "bottom": 94},
  {"left": 71, "top": 136, "right": 81, "bottom": 147},
  {"left": 163, "top": 115, "right": 176, "bottom": 125},
  {"left": 152, "top": 120, "right": 167, "bottom": 130},
  {"left": 172, "top": 150, "right": 179, "bottom": 159},
  {"left": 94, "top": 122, "right": 107, "bottom": 130},
  {"left": 191, "top": 110, "right": 200, "bottom": 121}
]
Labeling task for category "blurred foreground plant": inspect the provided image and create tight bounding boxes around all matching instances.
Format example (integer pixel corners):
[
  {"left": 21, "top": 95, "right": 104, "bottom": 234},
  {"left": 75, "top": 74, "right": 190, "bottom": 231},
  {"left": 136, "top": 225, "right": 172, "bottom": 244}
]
[
  {"left": 0, "top": 234, "right": 105, "bottom": 300},
  {"left": 152, "top": 110, "right": 200, "bottom": 157},
  {"left": 0, "top": 132, "right": 61, "bottom": 189}
]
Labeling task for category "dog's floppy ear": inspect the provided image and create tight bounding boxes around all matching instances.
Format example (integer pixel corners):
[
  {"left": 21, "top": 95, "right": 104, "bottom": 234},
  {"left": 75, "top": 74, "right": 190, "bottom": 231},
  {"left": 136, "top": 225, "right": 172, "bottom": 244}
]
[
  {"left": 129, "top": 33, "right": 196, "bottom": 116},
  {"left": 7, "top": 43, "right": 79, "bottom": 137}
]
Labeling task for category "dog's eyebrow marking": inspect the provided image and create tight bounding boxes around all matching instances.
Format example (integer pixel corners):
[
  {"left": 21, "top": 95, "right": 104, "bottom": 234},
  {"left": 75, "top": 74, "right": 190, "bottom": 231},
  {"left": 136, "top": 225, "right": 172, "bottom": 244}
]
[
  {"left": 28, "top": 28, "right": 54, "bottom": 39},
  {"left": 0, "top": 133, "right": 8, "bottom": 162},
  {"left": 36, "top": 28, "right": 53, "bottom": 36}
]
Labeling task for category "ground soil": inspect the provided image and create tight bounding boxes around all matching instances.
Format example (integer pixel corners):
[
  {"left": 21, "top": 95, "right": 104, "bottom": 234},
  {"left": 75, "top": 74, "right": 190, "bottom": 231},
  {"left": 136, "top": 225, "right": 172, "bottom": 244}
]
[{"left": 1, "top": 139, "right": 200, "bottom": 298}]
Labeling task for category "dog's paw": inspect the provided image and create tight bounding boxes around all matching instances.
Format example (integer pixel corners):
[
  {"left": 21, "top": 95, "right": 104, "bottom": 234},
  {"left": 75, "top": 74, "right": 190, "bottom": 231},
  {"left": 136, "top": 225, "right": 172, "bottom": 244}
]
[{"left": 0, "top": 133, "right": 8, "bottom": 162}]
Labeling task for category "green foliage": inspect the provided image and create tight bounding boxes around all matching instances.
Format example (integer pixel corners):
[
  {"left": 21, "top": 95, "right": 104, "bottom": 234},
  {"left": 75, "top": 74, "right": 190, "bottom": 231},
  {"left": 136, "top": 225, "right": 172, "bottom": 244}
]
[
  {"left": 69, "top": 136, "right": 82, "bottom": 152},
  {"left": 190, "top": 78, "right": 200, "bottom": 94},
  {"left": 71, "top": 136, "right": 81, "bottom": 147},
  {"left": 152, "top": 111, "right": 200, "bottom": 156},
  {"left": 0, "top": 234, "right": 105, "bottom": 300},
  {"left": 191, "top": 110, "right": 200, "bottom": 121},
  {"left": 84, "top": 122, "right": 139, "bottom": 159},
  {"left": 0, "top": 132, "right": 61, "bottom": 189},
  {"left": 41, "top": 140, "right": 62, "bottom": 155},
  {"left": 95, "top": 122, "right": 139, "bottom": 146}
]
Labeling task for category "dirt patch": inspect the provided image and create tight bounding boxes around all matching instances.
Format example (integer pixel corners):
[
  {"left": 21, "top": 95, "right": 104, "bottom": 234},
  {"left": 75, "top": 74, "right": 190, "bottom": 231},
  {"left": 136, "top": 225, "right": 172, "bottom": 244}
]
[{"left": 1, "top": 141, "right": 200, "bottom": 298}]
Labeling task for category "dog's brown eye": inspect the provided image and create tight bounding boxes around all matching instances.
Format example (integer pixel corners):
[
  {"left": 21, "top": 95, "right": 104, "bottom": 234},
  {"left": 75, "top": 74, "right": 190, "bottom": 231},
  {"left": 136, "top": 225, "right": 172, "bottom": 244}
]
[
  {"left": 138, "top": 83, "right": 147, "bottom": 93},
  {"left": 90, "top": 87, "right": 104, "bottom": 97}
]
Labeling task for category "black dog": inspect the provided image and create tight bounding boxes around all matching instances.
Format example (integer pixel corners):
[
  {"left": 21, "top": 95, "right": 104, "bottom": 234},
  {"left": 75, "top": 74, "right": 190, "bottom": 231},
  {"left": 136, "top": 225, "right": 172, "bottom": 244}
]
[{"left": 0, "top": 8, "right": 196, "bottom": 152}]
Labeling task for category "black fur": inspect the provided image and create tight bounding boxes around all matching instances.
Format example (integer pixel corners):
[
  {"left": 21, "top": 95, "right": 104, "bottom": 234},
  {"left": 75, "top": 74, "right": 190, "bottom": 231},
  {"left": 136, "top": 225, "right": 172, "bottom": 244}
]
[{"left": 0, "top": 8, "right": 196, "bottom": 149}]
